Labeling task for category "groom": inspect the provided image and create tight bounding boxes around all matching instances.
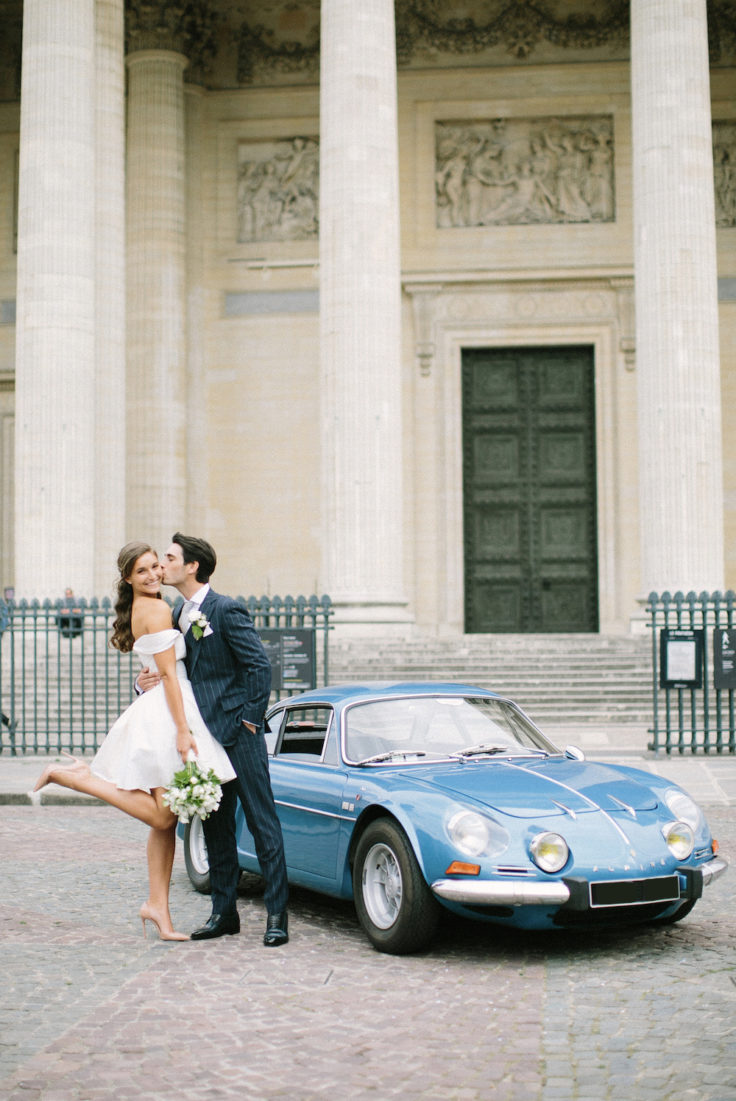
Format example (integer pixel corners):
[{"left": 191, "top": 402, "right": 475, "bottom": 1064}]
[{"left": 153, "top": 532, "right": 289, "bottom": 946}]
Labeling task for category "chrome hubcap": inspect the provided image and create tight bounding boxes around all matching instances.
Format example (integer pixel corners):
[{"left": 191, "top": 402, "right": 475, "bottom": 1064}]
[{"left": 362, "top": 842, "right": 403, "bottom": 930}]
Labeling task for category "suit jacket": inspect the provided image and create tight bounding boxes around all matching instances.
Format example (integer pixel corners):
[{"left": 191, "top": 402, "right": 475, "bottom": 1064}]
[{"left": 176, "top": 589, "right": 272, "bottom": 747}]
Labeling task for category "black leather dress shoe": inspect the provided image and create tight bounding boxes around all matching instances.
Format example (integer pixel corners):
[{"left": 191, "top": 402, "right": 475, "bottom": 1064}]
[
  {"left": 263, "top": 911, "right": 289, "bottom": 947},
  {"left": 190, "top": 912, "right": 240, "bottom": 940}
]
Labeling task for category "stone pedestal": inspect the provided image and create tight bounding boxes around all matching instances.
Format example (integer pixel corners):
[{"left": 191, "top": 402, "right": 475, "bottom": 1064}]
[
  {"left": 319, "top": 0, "right": 409, "bottom": 629},
  {"left": 631, "top": 0, "right": 724, "bottom": 594}
]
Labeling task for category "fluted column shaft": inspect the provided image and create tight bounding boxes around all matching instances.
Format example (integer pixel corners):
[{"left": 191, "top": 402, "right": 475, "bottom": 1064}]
[
  {"left": 94, "top": 0, "right": 126, "bottom": 590},
  {"left": 125, "top": 49, "right": 188, "bottom": 552},
  {"left": 319, "top": 0, "right": 407, "bottom": 626},
  {"left": 184, "top": 84, "right": 207, "bottom": 530},
  {"left": 631, "top": 0, "right": 724, "bottom": 594},
  {"left": 14, "top": 0, "right": 96, "bottom": 598}
]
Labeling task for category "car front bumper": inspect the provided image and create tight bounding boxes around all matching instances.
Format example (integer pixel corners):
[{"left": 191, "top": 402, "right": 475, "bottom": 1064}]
[{"left": 431, "top": 854, "right": 728, "bottom": 909}]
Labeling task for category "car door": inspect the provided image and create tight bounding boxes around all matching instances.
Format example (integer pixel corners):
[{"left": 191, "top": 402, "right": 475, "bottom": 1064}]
[{"left": 252, "top": 703, "right": 350, "bottom": 885}]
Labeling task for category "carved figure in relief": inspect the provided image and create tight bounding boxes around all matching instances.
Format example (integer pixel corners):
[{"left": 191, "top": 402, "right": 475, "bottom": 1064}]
[
  {"left": 714, "top": 142, "right": 736, "bottom": 227},
  {"left": 582, "top": 134, "right": 614, "bottom": 221},
  {"left": 237, "top": 159, "right": 262, "bottom": 241},
  {"left": 435, "top": 135, "right": 482, "bottom": 226},
  {"left": 481, "top": 162, "right": 537, "bottom": 223},
  {"left": 466, "top": 134, "right": 508, "bottom": 224},
  {"left": 237, "top": 136, "right": 319, "bottom": 242},
  {"left": 527, "top": 138, "right": 557, "bottom": 218},
  {"left": 547, "top": 132, "right": 592, "bottom": 221}
]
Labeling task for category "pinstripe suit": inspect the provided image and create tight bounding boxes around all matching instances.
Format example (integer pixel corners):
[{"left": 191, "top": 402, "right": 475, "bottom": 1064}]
[{"left": 179, "top": 589, "right": 288, "bottom": 917}]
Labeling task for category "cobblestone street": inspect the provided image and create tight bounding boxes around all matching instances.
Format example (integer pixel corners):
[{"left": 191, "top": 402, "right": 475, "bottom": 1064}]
[{"left": 1, "top": 804, "right": 735, "bottom": 1101}]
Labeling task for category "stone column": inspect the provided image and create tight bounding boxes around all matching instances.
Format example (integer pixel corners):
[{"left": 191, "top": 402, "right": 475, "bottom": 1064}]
[
  {"left": 14, "top": 0, "right": 97, "bottom": 598},
  {"left": 94, "top": 0, "right": 126, "bottom": 592},
  {"left": 631, "top": 0, "right": 724, "bottom": 594},
  {"left": 184, "top": 83, "right": 208, "bottom": 531},
  {"left": 125, "top": 47, "right": 188, "bottom": 553},
  {"left": 319, "top": 0, "right": 409, "bottom": 629}
]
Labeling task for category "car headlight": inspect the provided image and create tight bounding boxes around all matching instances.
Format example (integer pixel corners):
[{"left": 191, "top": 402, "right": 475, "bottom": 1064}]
[
  {"left": 664, "top": 788, "right": 704, "bottom": 833},
  {"left": 663, "top": 821, "right": 695, "bottom": 860},
  {"left": 446, "top": 809, "right": 509, "bottom": 858},
  {"left": 530, "top": 831, "right": 569, "bottom": 873}
]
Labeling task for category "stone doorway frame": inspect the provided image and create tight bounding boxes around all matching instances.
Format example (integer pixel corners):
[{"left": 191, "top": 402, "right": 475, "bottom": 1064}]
[{"left": 406, "top": 278, "right": 634, "bottom": 635}]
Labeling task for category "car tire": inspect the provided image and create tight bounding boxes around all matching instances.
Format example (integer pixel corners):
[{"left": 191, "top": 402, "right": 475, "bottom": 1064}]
[
  {"left": 183, "top": 816, "right": 211, "bottom": 894},
  {"left": 353, "top": 818, "right": 439, "bottom": 955}
]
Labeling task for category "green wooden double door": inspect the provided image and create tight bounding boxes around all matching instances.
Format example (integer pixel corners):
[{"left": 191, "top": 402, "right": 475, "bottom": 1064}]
[{"left": 462, "top": 346, "right": 598, "bottom": 633}]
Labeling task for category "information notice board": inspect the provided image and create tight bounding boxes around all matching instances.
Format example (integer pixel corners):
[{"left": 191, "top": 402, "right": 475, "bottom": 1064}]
[
  {"left": 659, "top": 628, "right": 704, "bottom": 689},
  {"left": 259, "top": 628, "right": 316, "bottom": 692}
]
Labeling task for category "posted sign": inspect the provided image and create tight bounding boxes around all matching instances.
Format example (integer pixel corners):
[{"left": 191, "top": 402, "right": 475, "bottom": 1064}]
[
  {"left": 659, "top": 628, "right": 704, "bottom": 689},
  {"left": 713, "top": 628, "right": 736, "bottom": 690},
  {"left": 259, "top": 628, "right": 316, "bottom": 692}
]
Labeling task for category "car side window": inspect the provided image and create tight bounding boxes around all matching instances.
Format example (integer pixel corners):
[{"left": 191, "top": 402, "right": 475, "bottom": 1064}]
[
  {"left": 265, "top": 708, "right": 286, "bottom": 755},
  {"left": 276, "top": 706, "right": 333, "bottom": 761}
]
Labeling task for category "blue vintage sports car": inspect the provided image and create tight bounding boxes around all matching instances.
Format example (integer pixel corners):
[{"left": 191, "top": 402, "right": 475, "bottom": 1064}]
[{"left": 181, "top": 683, "right": 728, "bottom": 954}]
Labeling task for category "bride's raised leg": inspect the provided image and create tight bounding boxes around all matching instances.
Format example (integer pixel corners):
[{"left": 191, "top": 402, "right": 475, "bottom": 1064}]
[{"left": 32, "top": 761, "right": 175, "bottom": 830}]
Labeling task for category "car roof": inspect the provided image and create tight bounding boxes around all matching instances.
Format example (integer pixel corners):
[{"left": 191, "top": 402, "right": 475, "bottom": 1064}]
[{"left": 272, "top": 682, "right": 504, "bottom": 708}]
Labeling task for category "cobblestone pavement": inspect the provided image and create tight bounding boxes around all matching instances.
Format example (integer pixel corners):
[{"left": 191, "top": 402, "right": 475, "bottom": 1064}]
[{"left": 1, "top": 805, "right": 735, "bottom": 1101}]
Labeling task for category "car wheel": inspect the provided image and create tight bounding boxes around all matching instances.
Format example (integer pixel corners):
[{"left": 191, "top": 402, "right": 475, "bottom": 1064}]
[
  {"left": 183, "top": 817, "right": 211, "bottom": 894},
  {"left": 650, "top": 898, "right": 696, "bottom": 925},
  {"left": 353, "top": 818, "right": 439, "bottom": 955}
]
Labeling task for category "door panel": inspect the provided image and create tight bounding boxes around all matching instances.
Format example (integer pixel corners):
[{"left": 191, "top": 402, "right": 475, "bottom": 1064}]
[{"left": 463, "top": 347, "right": 598, "bottom": 633}]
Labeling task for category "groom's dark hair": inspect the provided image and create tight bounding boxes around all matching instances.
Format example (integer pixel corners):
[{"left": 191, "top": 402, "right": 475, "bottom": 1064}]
[{"left": 173, "top": 532, "right": 217, "bottom": 583}]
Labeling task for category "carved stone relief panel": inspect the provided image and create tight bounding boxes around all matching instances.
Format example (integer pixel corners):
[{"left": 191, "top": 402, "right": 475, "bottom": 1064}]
[
  {"left": 237, "top": 137, "right": 319, "bottom": 242},
  {"left": 713, "top": 121, "right": 736, "bottom": 227},
  {"left": 435, "top": 116, "right": 614, "bottom": 227}
]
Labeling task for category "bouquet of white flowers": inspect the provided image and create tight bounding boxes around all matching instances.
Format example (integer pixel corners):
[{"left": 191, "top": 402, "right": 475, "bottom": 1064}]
[{"left": 163, "top": 757, "right": 223, "bottom": 824}]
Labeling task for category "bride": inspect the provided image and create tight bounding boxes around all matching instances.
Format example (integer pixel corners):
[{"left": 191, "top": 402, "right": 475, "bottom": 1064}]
[{"left": 33, "top": 541, "right": 236, "bottom": 941}]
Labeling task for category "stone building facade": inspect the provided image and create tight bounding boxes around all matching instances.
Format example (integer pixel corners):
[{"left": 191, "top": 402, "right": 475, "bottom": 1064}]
[{"left": 0, "top": 0, "right": 734, "bottom": 635}]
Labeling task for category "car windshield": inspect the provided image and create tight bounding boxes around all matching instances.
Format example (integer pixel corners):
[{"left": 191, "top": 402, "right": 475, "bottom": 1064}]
[{"left": 345, "top": 695, "right": 560, "bottom": 763}]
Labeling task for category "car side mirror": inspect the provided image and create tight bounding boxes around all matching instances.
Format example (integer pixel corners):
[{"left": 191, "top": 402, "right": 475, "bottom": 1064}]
[{"left": 564, "top": 745, "right": 585, "bottom": 761}]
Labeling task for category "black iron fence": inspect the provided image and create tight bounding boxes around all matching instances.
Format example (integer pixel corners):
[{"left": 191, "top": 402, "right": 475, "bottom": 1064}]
[
  {"left": 0, "top": 594, "right": 332, "bottom": 756},
  {"left": 647, "top": 590, "right": 736, "bottom": 754}
]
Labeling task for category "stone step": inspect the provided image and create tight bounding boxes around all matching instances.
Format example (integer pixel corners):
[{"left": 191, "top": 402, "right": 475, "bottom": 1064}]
[{"left": 327, "top": 633, "right": 654, "bottom": 725}]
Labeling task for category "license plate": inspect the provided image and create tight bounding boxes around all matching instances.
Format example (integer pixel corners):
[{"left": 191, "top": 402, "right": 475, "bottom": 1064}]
[{"left": 590, "top": 875, "right": 680, "bottom": 908}]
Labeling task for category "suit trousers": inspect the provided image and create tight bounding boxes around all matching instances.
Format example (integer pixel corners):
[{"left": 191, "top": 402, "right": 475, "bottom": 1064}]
[{"left": 202, "top": 727, "right": 289, "bottom": 917}]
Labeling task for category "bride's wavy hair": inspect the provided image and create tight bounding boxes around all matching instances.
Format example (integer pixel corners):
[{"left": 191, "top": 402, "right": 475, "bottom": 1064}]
[{"left": 110, "top": 541, "right": 160, "bottom": 653}]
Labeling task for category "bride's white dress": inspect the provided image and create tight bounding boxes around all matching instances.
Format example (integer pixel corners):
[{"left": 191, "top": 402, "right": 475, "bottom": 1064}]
[{"left": 92, "top": 629, "right": 236, "bottom": 792}]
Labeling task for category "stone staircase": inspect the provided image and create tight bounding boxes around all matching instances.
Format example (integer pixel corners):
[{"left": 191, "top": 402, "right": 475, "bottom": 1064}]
[{"left": 327, "top": 633, "right": 655, "bottom": 733}]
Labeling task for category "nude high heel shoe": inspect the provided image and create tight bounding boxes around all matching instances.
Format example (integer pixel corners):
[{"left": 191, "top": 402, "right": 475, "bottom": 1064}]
[
  {"left": 32, "top": 762, "right": 59, "bottom": 792},
  {"left": 139, "top": 903, "right": 189, "bottom": 942},
  {"left": 32, "top": 751, "right": 90, "bottom": 792}
]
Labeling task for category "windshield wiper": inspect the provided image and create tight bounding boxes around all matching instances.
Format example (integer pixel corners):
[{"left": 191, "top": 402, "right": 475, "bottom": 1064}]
[
  {"left": 451, "top": 744, "right": 550, "bottom": 759},
  {"left": 356, "top": 749, "right": 428, "bottom": 765},
  {"left": 451, "top": 743, "right": 512, "bottom": 758}
]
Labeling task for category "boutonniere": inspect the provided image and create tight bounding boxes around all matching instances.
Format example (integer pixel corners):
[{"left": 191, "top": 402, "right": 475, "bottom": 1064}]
[{"left": 188, "top": 609, "right": 211, "bottom": 640}]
